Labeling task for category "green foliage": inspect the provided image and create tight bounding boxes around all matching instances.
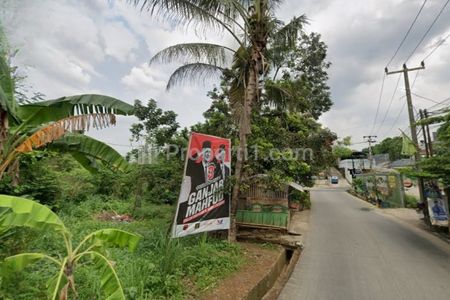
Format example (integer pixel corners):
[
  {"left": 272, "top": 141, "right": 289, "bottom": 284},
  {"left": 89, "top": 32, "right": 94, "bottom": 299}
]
[
  {"left": 0, "top": 153, "right": 97, "bottom": 206},
  {"left": 332, "top": 136, "right": 353, "bottom": 160},
  {"left": 420, "top": 113, "right": 450, "bottom": 186},
  {"left": 289, "top": 189, "right": 311, "bottom": 208},
  {"left": 270, "top": 31, "right": 332, "bottom": 119},
  {"left": 352, "top": 178, "right": 367, "bottom": 195},
  {"left": 0, "top": 152, "right": 61, "bottom": 206},
  {"left": 332, "top": 145, "right": 353, "bottom": 160},
  {"left": 0, "top": 195, "right": 141, "bottom": 300},
  {"left": 0, "top": 33, "right": 133, "bottom": 179},
  {"left": 364, "top": 136, "right": 403, "bottom": 161},
  {"left": 50, "top": 133, "right": 130, "bottom": 172},
  {"left": 17, "top": 94, "right": 133, "bottom": 126},
  {"left": 194, "top": 77, "right": 336, "bottom": 190},
  {"left": 130, "top": 99, "right": 180, "bottom": 147},
  {"left": 1, "top": 197, "right": 243, "bottom": 299},
  {"left": 404, "top": 194, "right": 418, "bottom": 209}
]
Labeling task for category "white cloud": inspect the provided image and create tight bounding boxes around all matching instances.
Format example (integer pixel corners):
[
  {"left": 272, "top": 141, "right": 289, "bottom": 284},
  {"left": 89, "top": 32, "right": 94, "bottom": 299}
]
[
  {"left": 101, "top": 21, "right": 139, "bottom": 63},
  {"left": 121, "top": 63, "right": 166, "bottom": 92},
  {"left": 3, "top": 0, "right": 450, "bottom": 153}
]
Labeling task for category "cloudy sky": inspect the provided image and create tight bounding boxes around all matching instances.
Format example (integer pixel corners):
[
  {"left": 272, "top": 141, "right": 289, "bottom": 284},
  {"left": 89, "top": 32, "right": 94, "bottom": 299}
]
[{"left": 2, "top": 0, "right": 450, "bottom": 152}]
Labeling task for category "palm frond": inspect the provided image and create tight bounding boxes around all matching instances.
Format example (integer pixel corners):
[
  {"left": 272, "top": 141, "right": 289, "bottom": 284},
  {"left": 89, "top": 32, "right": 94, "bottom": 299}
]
[
  {"left": 166, "top": 63, "right": 225, "bottom": 90},
  {"left": 15, "top": 113, "right": 116, "bottom": 153},
  {"left": 264, "top": 79, "right": 292, "bottom": 108},
  {"left": 271, "top": 15, "right": 308, "bottom": 48},
  {"left": 129, "top": 0, "right": 246, "bottom": 45},
  {"left": 150, "top": 43, "right": 235, "bottom": 67},
  {"left": 132, "top": 0, "right": 239, "bottom": 24}
]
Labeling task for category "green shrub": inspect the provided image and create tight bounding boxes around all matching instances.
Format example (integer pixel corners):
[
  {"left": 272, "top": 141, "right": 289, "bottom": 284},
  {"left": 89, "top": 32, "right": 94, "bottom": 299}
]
[
  {"left": 0, "top": 195, "right": 141, "bottom": 299},
  {"left": 289, "top": 189, "right": 311, "bottom": 209},
  {"left": 1, "top": 196, "right": 244, "bottom": 299},
  {"left": 0, "top": 153, "right": 62, "bottom": 206},
  {"left": 404, "top": 194, "right": 418, "bottom": 208}
]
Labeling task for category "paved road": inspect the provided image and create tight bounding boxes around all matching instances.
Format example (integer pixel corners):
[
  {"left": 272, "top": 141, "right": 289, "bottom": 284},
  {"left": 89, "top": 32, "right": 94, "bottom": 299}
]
[{"left": 279, "top": 188, "right": 450, "bottom": 300}]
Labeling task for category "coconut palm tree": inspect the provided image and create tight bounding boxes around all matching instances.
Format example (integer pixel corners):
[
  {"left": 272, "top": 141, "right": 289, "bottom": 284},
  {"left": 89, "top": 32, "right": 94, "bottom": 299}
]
[
  {"left": 0, "top": 33, "right": 133, "bottom": 182},
  {"left": 131, "top": 0, "right": 305, "bottom": 240}
]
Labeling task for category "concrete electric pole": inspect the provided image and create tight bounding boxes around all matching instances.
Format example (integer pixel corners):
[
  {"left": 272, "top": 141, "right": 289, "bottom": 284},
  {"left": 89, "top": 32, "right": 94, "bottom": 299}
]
[
  {"left": 385, "top": 62, "right": 429, "bottom": 223},
  {"left": 363, "top": 135, "right": 377, "bottom": 169}
]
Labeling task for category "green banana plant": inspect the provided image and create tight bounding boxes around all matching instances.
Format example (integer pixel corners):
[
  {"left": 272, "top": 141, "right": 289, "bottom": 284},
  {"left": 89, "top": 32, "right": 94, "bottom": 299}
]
[
  {"left": 0, "top": 32, "right": 134, "bottom": 181},
  {"left": 0, "top": 195, "right": 141, "bottom": 299}
]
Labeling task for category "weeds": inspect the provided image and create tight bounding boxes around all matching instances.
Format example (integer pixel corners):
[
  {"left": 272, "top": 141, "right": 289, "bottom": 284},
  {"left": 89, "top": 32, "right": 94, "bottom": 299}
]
[{"left": 1, "top": 197, "right": 243, "bottom": 299}]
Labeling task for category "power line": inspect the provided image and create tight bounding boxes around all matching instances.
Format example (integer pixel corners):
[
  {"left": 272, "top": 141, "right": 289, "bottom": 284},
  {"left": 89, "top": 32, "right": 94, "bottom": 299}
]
[
  {"left": 385, "top": 101, "right": 407, "bottom": 136},
  {"left": 404, "top": 0, "right": 450, "bottom": 63},
  {"left": 411, "top": 69, "right": 420, "bottom": 90},
  {"left": 371, "top": 74, "right": 386, "bottom": 134},
  {"left": 423, "top": 31, "right": 450, "bottom": 61},
  {"left": 386, "top": 0, "right": 428, "bottom": 67},
  {"left": 377, "top": 74, "right": 402, "bottom": 132},
  {"left": 411, "top": 92, "right": 442, "bottom": 104},
  {"left": 376, "top": 74, "right": 402, "bottom": 134},
  {"left": 424, "top": 96, "right": 450, "bottom": 110},
  {"left": 349, "top": 141, "right": 367, "bottom": 146}
]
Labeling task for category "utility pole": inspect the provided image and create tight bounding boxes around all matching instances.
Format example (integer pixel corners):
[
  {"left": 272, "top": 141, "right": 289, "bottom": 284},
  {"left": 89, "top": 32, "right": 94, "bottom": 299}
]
[
  {"left": 363, "top": 135, "right": 377, "bottom": 169},
  {"left": 385, "top": 62, "right": 430, "bottom": 224},
  {"left": 419, "top": 109, "right": 430, "bottom": 158},
  {"left": 424, "top": 109, "right": 434, "bottom": 156}
]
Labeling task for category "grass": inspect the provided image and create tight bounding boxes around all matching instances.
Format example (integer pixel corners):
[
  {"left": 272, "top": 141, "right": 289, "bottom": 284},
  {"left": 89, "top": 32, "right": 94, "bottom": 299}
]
[{"left": 0, "top": 197, "right": 244, "bottom": 299}]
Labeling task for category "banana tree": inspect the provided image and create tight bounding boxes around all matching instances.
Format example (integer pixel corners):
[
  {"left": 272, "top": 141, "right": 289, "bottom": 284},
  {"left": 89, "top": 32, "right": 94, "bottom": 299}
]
[
  {"left": 0, "top": 36, "right": 133, "bottom": 182},
  {"left": 131, "top": 0, "right": 305, "bottom": 240},
  {"left": 0, "top": 195, "right": 141, "bottom": 299}
]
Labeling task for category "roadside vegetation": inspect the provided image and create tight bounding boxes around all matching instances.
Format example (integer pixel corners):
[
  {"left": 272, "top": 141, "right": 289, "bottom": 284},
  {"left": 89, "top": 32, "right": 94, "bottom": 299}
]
[
  {"left": 0, "top": 1, "right": 338, "bottom": 298},
  {"left": 0, "top": 156, "right": 243, "bottom": 299}
]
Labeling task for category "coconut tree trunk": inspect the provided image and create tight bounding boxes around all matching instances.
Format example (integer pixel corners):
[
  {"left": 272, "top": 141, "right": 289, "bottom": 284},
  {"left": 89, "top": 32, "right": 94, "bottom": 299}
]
[
  {"left": 229, "top": 131, "right": 246, "bottom": 242},
  {"left": 228, "top": 0, "right": 269, "bottom": 242},
  {"left": 229, "top": 58, "right": 259, "bottom": 242}
]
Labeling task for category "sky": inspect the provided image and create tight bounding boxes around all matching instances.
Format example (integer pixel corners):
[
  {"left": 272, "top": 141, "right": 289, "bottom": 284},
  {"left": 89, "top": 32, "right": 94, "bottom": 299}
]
[{"left": 2, "top": 0, "right": 450, "bottom": 153}]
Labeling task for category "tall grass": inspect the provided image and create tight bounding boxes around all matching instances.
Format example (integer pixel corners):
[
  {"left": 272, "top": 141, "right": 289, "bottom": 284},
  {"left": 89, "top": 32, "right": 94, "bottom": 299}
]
[{"left": 0, "top": 197, "right": 243, "bottom": 299}]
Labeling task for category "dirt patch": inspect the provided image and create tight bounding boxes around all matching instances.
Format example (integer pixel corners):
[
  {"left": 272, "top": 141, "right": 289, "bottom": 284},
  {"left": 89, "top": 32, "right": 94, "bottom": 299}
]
[
  {"left": 95, "top": 211, "right": 133, "bottom": 222},
  {"left": 201, "top": 242, "right": 283, "bottom": 300}
]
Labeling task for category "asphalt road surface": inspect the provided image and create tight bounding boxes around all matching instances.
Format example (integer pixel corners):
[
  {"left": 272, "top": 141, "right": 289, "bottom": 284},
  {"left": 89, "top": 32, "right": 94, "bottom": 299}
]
[{"left": 279, "top": 188, "right": 450, "bottom": 300}]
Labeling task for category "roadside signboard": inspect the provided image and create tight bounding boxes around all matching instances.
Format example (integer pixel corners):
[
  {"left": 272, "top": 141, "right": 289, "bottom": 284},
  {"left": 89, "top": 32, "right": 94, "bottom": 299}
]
[
  {"left": 172, "top": 132, "right": 231, "bottom": 238},
  {"left": 426, "top": 188, "right": 449, "bottom": 227}
]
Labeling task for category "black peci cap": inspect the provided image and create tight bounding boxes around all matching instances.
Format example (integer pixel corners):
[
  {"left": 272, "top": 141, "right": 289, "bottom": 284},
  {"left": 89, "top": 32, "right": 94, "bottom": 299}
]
[{"left": 202, "top": 140, "right": 212, "bottom": 149}]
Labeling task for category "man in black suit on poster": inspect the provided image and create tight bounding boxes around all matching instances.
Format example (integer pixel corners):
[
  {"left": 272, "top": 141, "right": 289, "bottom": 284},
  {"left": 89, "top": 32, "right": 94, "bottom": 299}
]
[
  {"left": 186, "top": 140, "right": 218, "bottom": 191},
  {"left": 177, "top": 140, "right": 217, "bottom": 224},
  {"left": 216, "top": 144, "right": 230, "bottom": 180}
]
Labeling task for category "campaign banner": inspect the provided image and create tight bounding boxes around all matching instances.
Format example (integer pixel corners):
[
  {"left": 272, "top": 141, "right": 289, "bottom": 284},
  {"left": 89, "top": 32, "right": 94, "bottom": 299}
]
[
  {"left": 172, "top": 132, "right": 231, "bottom": 238},
  {"left": 427, "top": 197, "right": 449, "bottom": 227}
]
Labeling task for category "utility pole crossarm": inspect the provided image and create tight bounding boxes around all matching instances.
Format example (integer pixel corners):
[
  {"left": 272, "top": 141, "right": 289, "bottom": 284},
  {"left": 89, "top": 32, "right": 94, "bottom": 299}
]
[{"left": 385, "top": 62, "right": 425, "bottom": 75}]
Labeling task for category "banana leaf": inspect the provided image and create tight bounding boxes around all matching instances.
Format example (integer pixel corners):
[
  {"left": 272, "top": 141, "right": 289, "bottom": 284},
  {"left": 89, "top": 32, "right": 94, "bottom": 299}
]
[
  {"left": 50, "top": 133, "right": 130, "bottom": 172},
  {"left": 85, "top": 252, "right": 126, "bottom": 300},
  {"left": 0, "top": 195, "right": 67, "bottom": 234},
  {"left": 77, "top": 228, "right": 141, "bottom": 253},
  {"left": 17, "top": 94, "right": 134, "bottom": 126},
  {"left": 2, "top": 253, "right": 49, "bottom": 273}
]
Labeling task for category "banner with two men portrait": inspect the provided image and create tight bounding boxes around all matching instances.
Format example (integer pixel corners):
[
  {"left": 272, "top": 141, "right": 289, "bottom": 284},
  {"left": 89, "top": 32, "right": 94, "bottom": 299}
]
[{"left": 172, "top": 132, "right": 231, "bottom": 238}]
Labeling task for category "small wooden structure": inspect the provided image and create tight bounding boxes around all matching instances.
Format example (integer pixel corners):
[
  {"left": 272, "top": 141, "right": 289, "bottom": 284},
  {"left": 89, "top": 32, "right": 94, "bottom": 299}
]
[{"left": 236, "top": 177, "right": 291, "bottom": 230}]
